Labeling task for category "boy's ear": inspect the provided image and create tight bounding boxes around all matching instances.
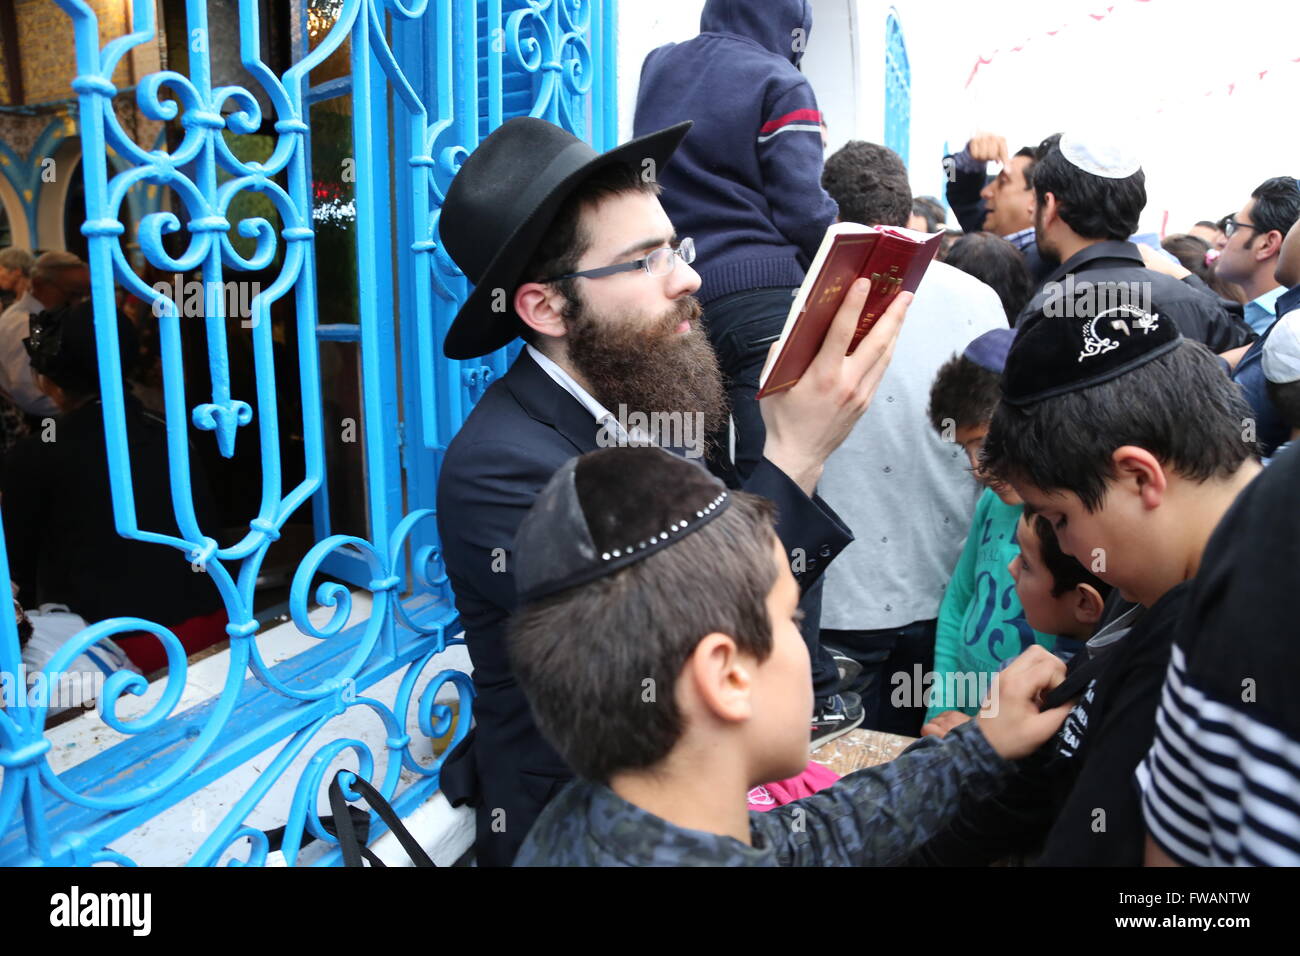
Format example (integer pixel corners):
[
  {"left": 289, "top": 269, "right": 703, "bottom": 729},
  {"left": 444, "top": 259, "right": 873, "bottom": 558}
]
[
  {"left": 514, "top": 281, "right": 569, "bottom": 342},
  {"left": 684, "top": 633, "right": 754, "bottom": 725},
  {"left": 1072, "top": 583, "right": 1107, "bottom": 627},
  {"left": 1111, "top": 445, "right": 1166, "bottom": 509}
]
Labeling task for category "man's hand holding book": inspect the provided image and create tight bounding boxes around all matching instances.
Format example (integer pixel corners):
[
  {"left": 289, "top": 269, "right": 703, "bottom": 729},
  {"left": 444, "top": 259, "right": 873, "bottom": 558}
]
[{"left": 760, "top": 277, "right": 913, "bottom": 496}]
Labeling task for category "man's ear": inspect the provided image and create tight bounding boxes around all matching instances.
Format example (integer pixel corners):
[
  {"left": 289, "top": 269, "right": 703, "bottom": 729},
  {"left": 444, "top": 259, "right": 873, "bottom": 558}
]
[
  {"left": 514, "top": 281, "right": 569, "bottom": 342},
  {"left": 1254, "top": 229, "right": 1284, "bottom": 263},
  {"left": 1112, "top": 445, "right": 1166, "bottom": 510},
  {"left": 1039, "top": 192, "right": 1059, "bottom": 229},
  {"left": 1072, "top": 582, "right": 1107, "bottom": 627},
  {"left": 684, "top": 632, "right": 753, "bottom": 725}
]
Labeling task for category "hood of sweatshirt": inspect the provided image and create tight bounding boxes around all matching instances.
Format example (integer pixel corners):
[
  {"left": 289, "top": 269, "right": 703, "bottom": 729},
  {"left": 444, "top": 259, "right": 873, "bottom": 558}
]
[{"left": 699, "top": 0, "right": 813, "bottom": 67}]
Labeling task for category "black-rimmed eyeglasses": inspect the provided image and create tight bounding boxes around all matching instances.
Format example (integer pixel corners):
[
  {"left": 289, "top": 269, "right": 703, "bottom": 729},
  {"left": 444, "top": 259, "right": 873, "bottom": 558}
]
[
  {"left": 1222, "top": 217, "right": 1260, "bottom": 239},
  {"left": 541, "top": 237, "right": 695, "bottom": 283}
]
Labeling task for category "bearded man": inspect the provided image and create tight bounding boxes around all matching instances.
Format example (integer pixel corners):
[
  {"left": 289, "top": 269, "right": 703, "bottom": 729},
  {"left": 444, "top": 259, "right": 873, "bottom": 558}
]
[{"left": 435, "top": 117, "right": 912, "bottom": 865}]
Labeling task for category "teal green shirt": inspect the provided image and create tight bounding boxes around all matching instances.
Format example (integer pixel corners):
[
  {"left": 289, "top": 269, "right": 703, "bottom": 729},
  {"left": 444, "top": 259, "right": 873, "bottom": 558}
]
[{"left": 924, "top": 488, "right": 1055, "bottom": 721}]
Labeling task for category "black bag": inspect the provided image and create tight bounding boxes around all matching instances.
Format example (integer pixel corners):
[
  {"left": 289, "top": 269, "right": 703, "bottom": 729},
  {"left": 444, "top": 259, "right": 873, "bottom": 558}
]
[{"left": 264, "top": 771, "right": 436, "bottom": 867}]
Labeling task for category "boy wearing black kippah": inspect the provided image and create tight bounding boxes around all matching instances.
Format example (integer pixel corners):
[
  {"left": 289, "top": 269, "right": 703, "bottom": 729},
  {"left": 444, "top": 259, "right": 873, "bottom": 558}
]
[
  {"left": 508, "top": 447, "right": 1072, "bottom": 866},
  {"left": 906, "top": 289, "right": 1261, "bottom": 866}
]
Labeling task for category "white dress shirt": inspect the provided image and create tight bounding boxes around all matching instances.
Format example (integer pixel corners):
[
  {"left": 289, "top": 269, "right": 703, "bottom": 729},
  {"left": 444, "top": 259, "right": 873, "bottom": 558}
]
[{"left": 526, "top": 344, "right": 647, "bottom": 446}]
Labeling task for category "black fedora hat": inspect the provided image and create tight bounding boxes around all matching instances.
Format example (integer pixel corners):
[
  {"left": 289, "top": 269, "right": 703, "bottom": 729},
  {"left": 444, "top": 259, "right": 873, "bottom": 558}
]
[{"left": 438, "top": 117, "right": 692, "bottom": 360}]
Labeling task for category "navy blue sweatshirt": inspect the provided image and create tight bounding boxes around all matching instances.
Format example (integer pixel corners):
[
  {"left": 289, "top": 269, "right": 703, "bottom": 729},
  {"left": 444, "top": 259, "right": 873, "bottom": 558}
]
[{"left": 633, "top": 0, "right": 838, "bottom": 304}]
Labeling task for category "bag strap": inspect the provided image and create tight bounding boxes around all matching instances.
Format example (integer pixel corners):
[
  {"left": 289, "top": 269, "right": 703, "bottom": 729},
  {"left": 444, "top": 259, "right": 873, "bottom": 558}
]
[{"left": 329, "top": 771, "right": 436, "bottom": 868}]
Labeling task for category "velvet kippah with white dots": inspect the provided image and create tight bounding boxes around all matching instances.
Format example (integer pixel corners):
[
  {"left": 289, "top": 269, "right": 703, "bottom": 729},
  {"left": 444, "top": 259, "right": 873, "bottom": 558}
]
[{"left": 513, "top": 446, "right": 734, "bottom": 604}]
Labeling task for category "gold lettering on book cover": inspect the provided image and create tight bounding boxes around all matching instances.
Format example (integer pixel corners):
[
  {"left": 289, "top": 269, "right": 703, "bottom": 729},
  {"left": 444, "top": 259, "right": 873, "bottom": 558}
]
[{"left": 817, "top": 277, "right": 845, "bottom": 306}]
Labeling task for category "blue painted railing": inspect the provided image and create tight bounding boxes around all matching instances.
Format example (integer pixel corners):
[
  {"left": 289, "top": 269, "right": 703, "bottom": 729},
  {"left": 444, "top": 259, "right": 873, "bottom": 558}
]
[{"left": 0, "top": 0, "right": 616, "bottom": 866}]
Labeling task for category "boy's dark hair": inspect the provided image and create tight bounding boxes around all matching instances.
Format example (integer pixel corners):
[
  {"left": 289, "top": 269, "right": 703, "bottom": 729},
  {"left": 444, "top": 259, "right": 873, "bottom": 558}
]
[
  {"left": 1029, "top": 513, "right": 1112, "bottom": 599},
  {"left": 1266, "top": 379, "right": 1300, "bottom": 432},
  {"left": 1032, "top": 133, "right": 1146, "bottom": 241},
  {"left": 928, "top": 353, "right": 1002, "bottom": 433},
  {"left": 508, "top": 491, "right": 779, "bottom": 783},
  {"left": 911, "top": 195, "right": 945, "bottom": 232},
  {"left": 1246, "top": 176, "right": 1300, "bottom": 246},
  {"left": 982, "top": 340, "right": 1258, "bottom": 512},
  {"left": 943, "top": 231, "right": 1033, "bottom": 323},
  {"left": 821, "top": 140, "right": 911, "bottom": 228},
  {"left": 519, "top": 163, "right": 661, "bottom": 343}
]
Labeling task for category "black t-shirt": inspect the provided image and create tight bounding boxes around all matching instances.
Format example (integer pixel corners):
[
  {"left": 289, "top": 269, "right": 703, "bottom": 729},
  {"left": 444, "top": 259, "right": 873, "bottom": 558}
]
[{"left": 903, "top": 582, "right": 1186, "bottom": 867}]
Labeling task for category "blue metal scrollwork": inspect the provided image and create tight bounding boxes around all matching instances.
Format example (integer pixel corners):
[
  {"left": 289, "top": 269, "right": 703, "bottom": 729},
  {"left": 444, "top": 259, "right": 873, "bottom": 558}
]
[{"left": 0, "top": 0, "right": 616, "bottom": 866}]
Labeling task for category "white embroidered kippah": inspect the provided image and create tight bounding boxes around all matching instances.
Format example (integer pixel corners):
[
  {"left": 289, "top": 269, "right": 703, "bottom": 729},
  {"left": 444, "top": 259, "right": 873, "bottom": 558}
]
[
  {"left": 1059, "top": 131, "right": 1141, "bottom": 179},
  {"left": 1263, "top": 310, "right": 1300, "bottom": 385}
]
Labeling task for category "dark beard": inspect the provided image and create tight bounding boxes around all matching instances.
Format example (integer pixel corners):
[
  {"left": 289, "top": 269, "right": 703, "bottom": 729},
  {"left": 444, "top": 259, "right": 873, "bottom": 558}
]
[{"left": 564, "top": 292, "right": 730, "bottom": 453}]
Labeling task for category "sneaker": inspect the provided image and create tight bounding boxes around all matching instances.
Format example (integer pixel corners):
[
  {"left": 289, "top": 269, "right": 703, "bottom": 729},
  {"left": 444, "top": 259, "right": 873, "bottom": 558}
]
[
  {"left": 810, "top": 692, "right": 865, "bottom": 751},
  {"left": 822, "top": 644, "right": 862, "bottom": 687}
]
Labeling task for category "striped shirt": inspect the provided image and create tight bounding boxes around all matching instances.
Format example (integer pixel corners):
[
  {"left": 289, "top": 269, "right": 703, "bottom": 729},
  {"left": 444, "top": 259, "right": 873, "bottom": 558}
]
[
  {"left": 1136, "top": 443, "right": 1300, "bottom": 866},
  {"left": 1138, "top": 644, "right": 1300, "bottom": 866}
]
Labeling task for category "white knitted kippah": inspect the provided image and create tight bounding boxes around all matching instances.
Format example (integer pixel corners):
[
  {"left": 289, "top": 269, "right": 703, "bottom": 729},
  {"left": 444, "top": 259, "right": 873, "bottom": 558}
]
[
  {"left": 1263, "top": 310, "right": 1300, "bottom": 385},
  {"left": 1059, "top": 131, "right": 1141, "bottom": 179}
]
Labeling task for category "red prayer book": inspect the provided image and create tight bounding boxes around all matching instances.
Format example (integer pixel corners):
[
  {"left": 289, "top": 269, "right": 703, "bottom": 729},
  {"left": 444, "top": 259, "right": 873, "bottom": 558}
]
[{"left": 756, "top": 223, "right": 943, "bottom": 398}]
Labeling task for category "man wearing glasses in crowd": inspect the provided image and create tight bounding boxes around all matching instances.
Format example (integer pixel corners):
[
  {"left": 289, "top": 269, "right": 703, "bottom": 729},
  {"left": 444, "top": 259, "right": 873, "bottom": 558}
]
[
  {"left": 432, "top": 117, "right": 912, "bottom": 865},
  {"left": 1214, "top": 178, "right": 1300, "bottom": 336}
]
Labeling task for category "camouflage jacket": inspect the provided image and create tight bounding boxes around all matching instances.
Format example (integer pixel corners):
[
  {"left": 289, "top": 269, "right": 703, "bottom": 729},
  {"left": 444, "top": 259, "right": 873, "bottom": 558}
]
[{"left": 514, "top": 721, "right": 1010, "bottom": 866}]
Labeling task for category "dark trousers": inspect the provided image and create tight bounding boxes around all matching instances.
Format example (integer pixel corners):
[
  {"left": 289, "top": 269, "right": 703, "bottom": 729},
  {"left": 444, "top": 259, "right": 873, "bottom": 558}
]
[
  {"left": 703, "top": 286, "right": 839, "bottom": 701},
  {"left": 821, "top": 619, "right": 937, "bottom": 737}
]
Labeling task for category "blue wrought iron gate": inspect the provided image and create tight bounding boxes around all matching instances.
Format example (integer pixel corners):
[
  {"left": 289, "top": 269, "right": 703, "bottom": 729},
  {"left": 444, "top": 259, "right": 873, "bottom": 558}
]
[{"left": 0, "top": 0, "right": 617, "bottom": 866}]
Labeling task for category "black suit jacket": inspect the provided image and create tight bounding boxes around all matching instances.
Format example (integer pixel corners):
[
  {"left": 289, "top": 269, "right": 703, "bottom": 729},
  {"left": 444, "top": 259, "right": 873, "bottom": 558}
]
[
  {"left": 1018, "top": 241, "right": 1255, "bottom": 353},
  {"left": 435, "top": 349, "right": 853, "bottom": 864}
]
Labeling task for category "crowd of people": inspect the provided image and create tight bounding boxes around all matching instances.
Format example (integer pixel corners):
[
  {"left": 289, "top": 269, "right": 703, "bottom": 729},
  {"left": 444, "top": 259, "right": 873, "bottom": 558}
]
[
  {"left": 1, "top": 0, "right": 1293, "bottom": 869},
  {"left": 429, "top": 0, "right": 1300, "bottom": 867},
  {"left": 0, "top": 250, "right": 228, "bottom": 679}
]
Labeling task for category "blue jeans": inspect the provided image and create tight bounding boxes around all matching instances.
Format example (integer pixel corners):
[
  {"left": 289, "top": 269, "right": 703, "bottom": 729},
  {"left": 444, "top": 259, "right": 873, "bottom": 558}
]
[
  {"left": 704, "top": 286, "right": 839, "bottom": 701},
  {"left": 821, "top": 620, "right": 937, "bottom": 737}
]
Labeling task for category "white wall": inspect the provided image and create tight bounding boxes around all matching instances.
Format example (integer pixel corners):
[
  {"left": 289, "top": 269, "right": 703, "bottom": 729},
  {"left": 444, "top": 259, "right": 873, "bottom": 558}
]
[
  {"left": 617, "top": 0, "right": 1300, "bottom": 234},
  {"left": 802, "top": 0, "right": 863, "bottom": 156},
  {"left": 616, "top": 0, "right": 706, "bottom": 143},
  {"left": 863, "top": 0, "right": 1300, "bottom": 233}
]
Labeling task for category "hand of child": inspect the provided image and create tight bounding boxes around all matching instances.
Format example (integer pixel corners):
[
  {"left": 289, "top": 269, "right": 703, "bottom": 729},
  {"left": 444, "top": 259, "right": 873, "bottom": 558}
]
[
  {"left": 974, "top": 645, "right": 1073, "bottom": 760},
  {"left": 920, "top": 710, "right": 972, "bottom": 739}
]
